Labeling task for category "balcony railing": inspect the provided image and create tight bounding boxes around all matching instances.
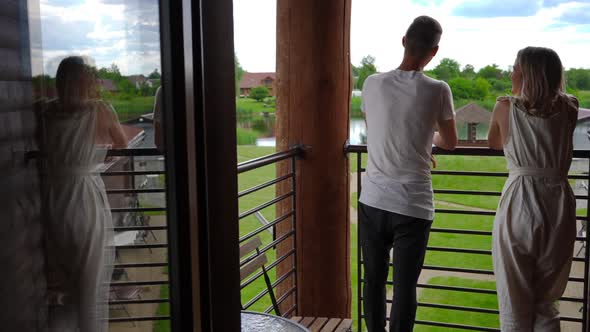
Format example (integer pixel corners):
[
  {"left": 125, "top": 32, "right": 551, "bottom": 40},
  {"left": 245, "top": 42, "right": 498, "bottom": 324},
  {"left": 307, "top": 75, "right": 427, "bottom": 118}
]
[
  {"left": 102, "top": 148, "right": 170, "bottom": 329},
  {"left": 346, "top": 144, "right": 590, "bottom": 332},
  {"left": 237, "top": 146, "right": 303, "bottom": 317}
]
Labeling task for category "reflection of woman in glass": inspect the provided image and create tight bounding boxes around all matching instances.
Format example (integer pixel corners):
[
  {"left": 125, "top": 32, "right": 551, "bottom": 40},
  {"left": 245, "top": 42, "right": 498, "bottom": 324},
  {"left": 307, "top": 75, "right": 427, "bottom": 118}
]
[{"left": 40, "top": 56, "right": 127, "bottom": 331}]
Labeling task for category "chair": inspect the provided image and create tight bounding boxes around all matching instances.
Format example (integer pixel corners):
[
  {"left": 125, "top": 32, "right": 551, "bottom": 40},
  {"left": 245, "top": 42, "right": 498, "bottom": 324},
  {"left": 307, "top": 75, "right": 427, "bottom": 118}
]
[
  {"left": 239, "top": 236, "right": 280, "bottom": 315},
  {"left": 109, "top": 285, "right": 143, "bottom": 326},
  {"left": 239, "top": 237, "right": 352, "bottom": 332}
]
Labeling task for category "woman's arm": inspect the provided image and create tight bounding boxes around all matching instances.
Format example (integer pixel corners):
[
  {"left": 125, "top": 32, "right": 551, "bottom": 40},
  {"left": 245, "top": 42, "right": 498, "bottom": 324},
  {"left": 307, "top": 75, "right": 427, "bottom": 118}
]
[
  {"left": 488, "top": 100, "right": 509, "bottom": 150},
  {"left": 101, "top": 102, "right": 128, "bottom": 149}
]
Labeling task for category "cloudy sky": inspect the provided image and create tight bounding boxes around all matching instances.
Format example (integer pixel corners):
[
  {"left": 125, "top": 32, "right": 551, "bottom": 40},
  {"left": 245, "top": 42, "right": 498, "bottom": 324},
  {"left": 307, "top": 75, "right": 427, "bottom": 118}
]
[{"left": 39, "top": 0, "right": 590, "bottom": 76}]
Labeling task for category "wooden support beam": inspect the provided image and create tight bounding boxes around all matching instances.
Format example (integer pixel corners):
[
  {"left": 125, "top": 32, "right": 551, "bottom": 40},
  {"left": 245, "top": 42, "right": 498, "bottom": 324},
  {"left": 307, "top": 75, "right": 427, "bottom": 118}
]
[{"left": 276, "top": 0, "right": 352, "bottom": 318}]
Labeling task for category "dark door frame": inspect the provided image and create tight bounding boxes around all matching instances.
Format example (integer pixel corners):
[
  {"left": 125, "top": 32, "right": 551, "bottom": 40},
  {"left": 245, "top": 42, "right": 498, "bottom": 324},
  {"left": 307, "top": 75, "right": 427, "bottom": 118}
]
[{"left": 160, "top": 1, "right": 240, "bottom": 331}]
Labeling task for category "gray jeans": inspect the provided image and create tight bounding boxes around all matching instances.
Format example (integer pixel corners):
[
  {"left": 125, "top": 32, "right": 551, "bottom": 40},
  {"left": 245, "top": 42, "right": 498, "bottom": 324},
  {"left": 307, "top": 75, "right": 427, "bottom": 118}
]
[{"left": 359, "top": 202, "right": 432, "bottom": 332}]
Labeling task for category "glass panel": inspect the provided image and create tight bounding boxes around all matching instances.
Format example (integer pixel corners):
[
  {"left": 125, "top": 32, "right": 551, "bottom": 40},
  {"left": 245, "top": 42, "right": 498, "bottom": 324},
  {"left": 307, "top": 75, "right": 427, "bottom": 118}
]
[{"left": 0, "top": 0, "right": 170, "bottom": 330}]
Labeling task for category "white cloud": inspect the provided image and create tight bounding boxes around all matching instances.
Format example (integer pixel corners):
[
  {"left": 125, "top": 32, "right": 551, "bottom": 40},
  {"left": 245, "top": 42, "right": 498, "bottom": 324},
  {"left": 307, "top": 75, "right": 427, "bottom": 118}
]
[{"left": 232, "top": 0, "right": 590, "bottom": 72}]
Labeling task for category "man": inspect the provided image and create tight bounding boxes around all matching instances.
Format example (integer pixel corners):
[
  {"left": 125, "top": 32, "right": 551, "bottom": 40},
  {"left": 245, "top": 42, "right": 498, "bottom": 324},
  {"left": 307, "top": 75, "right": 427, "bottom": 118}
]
[{"left": 359, "top": 16, "right": 457, "bottom": 332}]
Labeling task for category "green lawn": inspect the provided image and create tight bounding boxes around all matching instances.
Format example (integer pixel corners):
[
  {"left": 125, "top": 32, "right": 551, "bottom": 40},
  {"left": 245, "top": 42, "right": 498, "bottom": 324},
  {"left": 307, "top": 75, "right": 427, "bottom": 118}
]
[
  {"left": 108, "top": 96, "right": 155, "bottom": 122},
  {"left": 236, "top": 97, "right": 276, "bottom": 114},
  {"left": 415, "top": 277, "right": 499, "bottom": 331}
]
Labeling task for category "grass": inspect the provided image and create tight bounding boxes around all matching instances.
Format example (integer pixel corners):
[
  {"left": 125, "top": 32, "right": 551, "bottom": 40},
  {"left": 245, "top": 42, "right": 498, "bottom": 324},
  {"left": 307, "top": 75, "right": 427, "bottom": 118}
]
[
  {"left": 153, "top": 286, "right": 170, "bottom": 332},
  {"left": 415, "top": 277, "right": 499, "bottom": 331},
  {"left": 236, "top": 97, "right": 276, "bottom": 114},
  {"left": 575, "top": 90, "right": 590, "bottom": 108},
  {"left": 236, "top": 127, "right": 259, "bottom": 145},
  {"left": 108, "top": 96, "right": 155, "bottom": 122}
]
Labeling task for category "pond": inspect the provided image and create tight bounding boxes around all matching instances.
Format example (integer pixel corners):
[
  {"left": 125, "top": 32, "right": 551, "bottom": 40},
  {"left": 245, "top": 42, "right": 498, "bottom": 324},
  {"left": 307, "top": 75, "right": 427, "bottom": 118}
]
[{"left": 238, "top": 116, "right": 485, "bottom": 147}]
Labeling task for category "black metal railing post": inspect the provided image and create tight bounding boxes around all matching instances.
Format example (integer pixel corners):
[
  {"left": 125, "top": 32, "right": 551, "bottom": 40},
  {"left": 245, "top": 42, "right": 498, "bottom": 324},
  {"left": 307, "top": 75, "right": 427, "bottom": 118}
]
[
  {"left": 584, "top": 157, "right": 590, "bottom": 332},
  {"left": 357, "top": 151, "right": 363, "bottom": 332}
]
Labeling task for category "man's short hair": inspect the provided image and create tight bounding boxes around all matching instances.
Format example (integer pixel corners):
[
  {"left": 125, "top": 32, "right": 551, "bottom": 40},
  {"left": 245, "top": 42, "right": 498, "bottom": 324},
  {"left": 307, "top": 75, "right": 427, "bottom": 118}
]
[{"left": 404, "top": 16, "right": 442, "bottom": 57}]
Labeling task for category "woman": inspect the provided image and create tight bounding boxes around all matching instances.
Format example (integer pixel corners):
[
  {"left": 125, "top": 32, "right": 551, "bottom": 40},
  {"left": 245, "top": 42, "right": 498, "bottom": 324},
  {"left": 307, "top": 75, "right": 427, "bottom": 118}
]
[
  {"left": 40, "top": 56, "right": 127, "bottom": 331},
  {"left": 488, "top": 47, "right": 579, "bottom": 331}
]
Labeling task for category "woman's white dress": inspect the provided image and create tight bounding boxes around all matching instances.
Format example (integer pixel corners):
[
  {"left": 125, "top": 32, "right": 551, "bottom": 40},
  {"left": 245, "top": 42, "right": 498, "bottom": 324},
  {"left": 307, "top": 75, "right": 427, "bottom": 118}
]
[
  {"left": 41, "top": 100, "right": 114, "bottom": 332},
  {"left": 493, "top": 96, "right": 578, "bottom": 331}
]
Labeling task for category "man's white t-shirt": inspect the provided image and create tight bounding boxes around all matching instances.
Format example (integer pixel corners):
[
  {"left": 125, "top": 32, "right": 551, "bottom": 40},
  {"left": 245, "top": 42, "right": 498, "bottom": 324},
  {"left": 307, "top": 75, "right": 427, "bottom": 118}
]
[{"left": 359, "top": 69, "right": 454, "bottom": 221}]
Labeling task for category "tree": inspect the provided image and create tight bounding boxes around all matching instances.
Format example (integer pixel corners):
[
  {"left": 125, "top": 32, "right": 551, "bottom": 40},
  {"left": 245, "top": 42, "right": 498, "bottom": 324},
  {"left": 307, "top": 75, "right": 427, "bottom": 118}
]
[
  {"left": 448, "top": 77, "right": 473, "bottom": 99},
  {"left": 462, "top": 64, "right": 476, "bottom": 79},
  {"left": 235, "top": 54, "right": 245, "bottom": 95},
  {"left": 566, "top": 68, "right": 590, "bottom": 90},
  {"left": 477, "top": 64, "right": 502, "bottom": 80},
  {"left": 356, "top": 55, "right": 377, "bottom": 89},
  {"left": 249, "top": 86, "right": 269, "bottom": 102},
  {"left": 148, "top": 68, "right": 161, "bottom": 79},
  {"left": 433, "top": 58, "right": 461, "bottom": 82},
  {"left": 473, "top": 77, "right": 491, "bottom": 100}
]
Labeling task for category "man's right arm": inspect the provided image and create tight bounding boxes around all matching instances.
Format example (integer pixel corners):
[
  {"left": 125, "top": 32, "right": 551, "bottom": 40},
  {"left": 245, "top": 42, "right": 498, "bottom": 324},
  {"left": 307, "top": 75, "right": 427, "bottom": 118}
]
[
  {"left": 433, "top": 119, "right": 457, "bottom": 150},
  {"left": 433, "top": 82, "right": 457, "bottom": 150}
]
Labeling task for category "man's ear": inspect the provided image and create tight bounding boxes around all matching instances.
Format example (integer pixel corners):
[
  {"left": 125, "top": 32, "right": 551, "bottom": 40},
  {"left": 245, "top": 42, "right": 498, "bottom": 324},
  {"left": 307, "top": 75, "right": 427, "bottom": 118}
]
[
  {"left": 402, "top": 36, "right": 406, "bottom": 47},
  {"left": 431, "top": 45, "right": 439, "bottom": 57}
]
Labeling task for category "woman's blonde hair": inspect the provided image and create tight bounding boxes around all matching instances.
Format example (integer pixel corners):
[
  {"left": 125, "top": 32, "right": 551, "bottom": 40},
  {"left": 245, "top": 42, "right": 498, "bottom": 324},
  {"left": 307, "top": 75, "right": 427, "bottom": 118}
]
[
  {"left": 56, "top": 56, "right": 99, "bottom": 107},
  {"left": 515, "top": 46, "right": 566, "bottom": 116}
]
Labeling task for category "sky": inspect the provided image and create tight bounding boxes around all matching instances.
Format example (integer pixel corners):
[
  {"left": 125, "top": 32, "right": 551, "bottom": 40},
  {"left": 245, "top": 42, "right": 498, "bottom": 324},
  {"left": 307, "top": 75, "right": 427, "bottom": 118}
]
[{"left": 39, "top": 0, "right": 590, "bottom": 76}]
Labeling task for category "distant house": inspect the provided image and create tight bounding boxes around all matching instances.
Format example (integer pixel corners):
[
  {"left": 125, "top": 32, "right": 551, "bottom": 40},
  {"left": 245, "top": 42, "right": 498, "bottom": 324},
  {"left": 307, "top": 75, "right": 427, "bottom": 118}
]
[
  {"left": 146, "top": 78, "right": 160, "bottom": 87},
  {"left": 98, "top": 78, "right": 118, "bottom": 93},
  {"left": 455, "top": 102, "right": 491, "bottom": 147},
  {"left": 127, "top": 75, "right": 148, "bottom": 89},
  {"left": 574, "top": 108, "right": 590, "bottom": 149},
  {"left": 239, "top": 72, "right": 276, "bottom": 96}
]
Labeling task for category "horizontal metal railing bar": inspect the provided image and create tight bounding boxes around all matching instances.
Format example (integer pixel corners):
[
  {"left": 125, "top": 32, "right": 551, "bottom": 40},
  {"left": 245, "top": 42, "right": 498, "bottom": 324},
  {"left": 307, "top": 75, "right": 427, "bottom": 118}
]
[
  {"left": 101, "top": 170, "right": 166, "bottom": 176},
  {"left": 433, "top": 170, "right": 508, "bottom": 177},
  {"left": 237, "top": 146, "right": 303, "bottom": 173},
  {"left": 109, "top": 298, "right": 169, "bottom": 305},
  {"left": 435, "top": 189, "right": 501, "bottom": 196},
  {"left": 113, "top": 243, "right": 168, "bottom": 249},
  {"left": 110, "top": 280, "right": 169, "bottom": 286},
  {"left": 106, "top": 188, "right": 166, "bottom": 194},
  {"left": 112, "top": 226, "right": 168, "bottom": 231},
  {"left": 427, "top": 246, "right": 491, "bottom": 255},
  {"left": 240, "top": 231, "right": 295, "bottom": 268},
  {"left": 430, "top": 228, "right": 492, "bottom": 236},
  {"left": 416, "top": 283, "right": 584, "bottom": 303},
  {"left": 239, "top": 192, "right": 293, "bottom": 220},
  {"left": 109, "top": 316, "right": 170, "bottom": 323},
  {"left": 561, "top": 316, "right": 583, "bottom": 323},
  {"left": 112, "top": 262, "right": 169, "bottom": 268},
  {"left": 345, "top": 144, "right": 590, "bottom": 159},
  {"left": 419, "top": 302, "right": 498, "bottom": 314},
  {"left": 436, "top": 209, "right": 496, "bottom": 216},
  {"left": 240, "top": 249, "right": 296, "bottom": 289},
  {"left": 111, "top": 207, "right": 166, "bottom": 213},
  {"left": 417, "top": 283, "right": 495, "bottom": 295},
  {"left": 415, "top": 319, "right": 500, "bottom": 332},
  {"left": 265, "top": 287, "right": 297, "bottom": 314},
  {"left": 282, "top": 305, "right": 297, "bottom": 318},
  {"left": 106, "top": 148, "right": 162, "bottom": 157},
  {"left": 238, "top": 173, "right": 293, "bottom": 198},
  {"left": 242, "top": 269, "right": 295, "bottom": 310},
  {"left": 239, "top": 211, "right": 294, "bottom": 243},
  {"left": 422, "top": 265, "right": 495, "bottom": 275}
]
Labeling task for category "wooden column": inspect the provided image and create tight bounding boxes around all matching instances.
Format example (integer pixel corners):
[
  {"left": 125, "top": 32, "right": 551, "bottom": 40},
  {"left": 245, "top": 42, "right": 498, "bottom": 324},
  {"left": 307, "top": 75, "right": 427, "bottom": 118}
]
[{"left": 275, "top": 0, "right": 352, "bottom": 318}]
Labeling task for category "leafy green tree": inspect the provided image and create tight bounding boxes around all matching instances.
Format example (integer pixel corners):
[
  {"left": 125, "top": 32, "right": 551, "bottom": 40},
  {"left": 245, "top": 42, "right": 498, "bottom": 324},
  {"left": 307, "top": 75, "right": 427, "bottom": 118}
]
[
  {"left": 473, "top": 77, "right": 491, "bottom": 100},
  {"left": 235, "top": 54, "right": 245, "bottom": 95},
  {"left": 448, "top": 77, "right": 473, "bottom": 99},
  {"left": 356, "top": 55, "right": 377, "bottom": 89},
  {"left": 148, "top": 69, "right": 161, "bottom": 79},
  {"left": 462, "top": 64, "right": 476, "bottom": 79},
  {"left": 249, "top": 86, "right": 269, "bottom": 102},
  {"left": 433, "top": 58, "right": 461, "bottom": 82},
  {"left": 477, "top": 64, "right": 502, "bottom": 80},
  {"left": 566, "top": 68, "right": 590, "bottom": 90}
]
